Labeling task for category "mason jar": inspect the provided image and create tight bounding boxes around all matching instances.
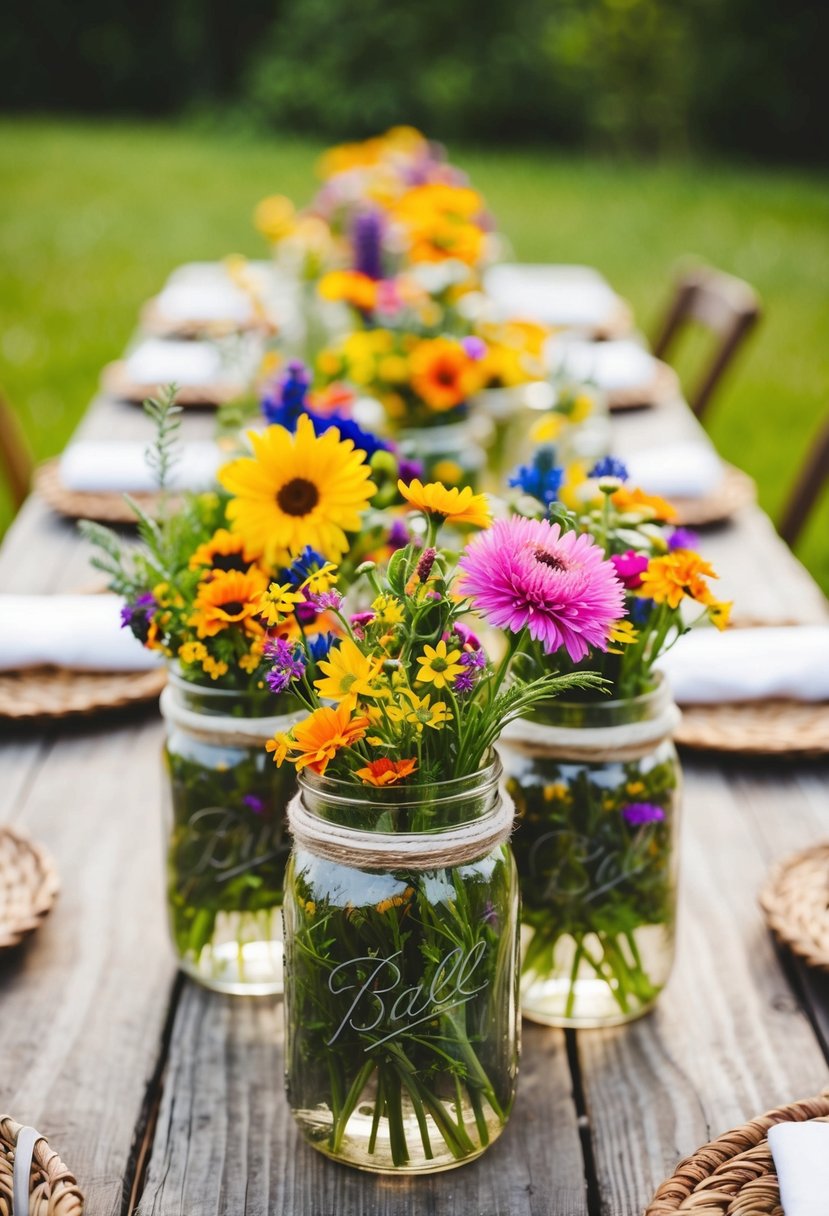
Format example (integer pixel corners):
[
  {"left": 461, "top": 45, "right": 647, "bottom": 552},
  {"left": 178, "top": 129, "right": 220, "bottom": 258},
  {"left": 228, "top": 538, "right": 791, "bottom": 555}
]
[
  {"left": 283, "top": 758, "right": 520, "bottom": 1173},
  {"left": 159, "top": 673, "right": 300, "bottom": 995},
  {"left": 397, "top": 418, "right": 489, "bottom": 490},
  {"left": 499, "top": 679, "right": 681, "bottom": 1028}
]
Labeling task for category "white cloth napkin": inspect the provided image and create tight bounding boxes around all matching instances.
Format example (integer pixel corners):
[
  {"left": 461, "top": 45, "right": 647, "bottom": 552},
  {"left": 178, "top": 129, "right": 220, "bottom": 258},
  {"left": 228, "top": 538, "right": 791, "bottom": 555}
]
[
  {"left": 546, "top": 337, "right": 658, "bottom": 390},
  {"left": 624, "top": 441, "right": 724, "bottom": 499},
  {"left": 155, "top": 280, "right": 255, "bottom": 324},
  {"left": 59, "top": 440, "right": 223, "bottom": 493},
  {"left": 124, "top": 339, "right": 223, "bottom": 386},
  {"left": 0, "top": 595, "right": 162, "bottom": 672},
  {"left": 657, "top": 627, "right": 829, "bottom": 704},
  {"left": 768, "top": 1122, "right": 829, "bottom": 1216},
  {"left": 484, "top": 264, "right": 620, "bottom": 327}
]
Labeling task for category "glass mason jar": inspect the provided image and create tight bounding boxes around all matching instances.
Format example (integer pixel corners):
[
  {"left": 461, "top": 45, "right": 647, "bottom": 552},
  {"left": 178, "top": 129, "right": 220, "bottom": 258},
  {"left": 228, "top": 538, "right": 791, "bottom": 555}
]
[
  {"left": 283, "top": 759, "right": 520, "bottom": 1173},
  {"left": 398, "top": 418, "right": 489, "bottom": 491},
  {"left": 159, "top": 673, "right": 300, "bottom": 995},
  {"left": 499, "top": 680, "right": 681, "bottom": 1028}
]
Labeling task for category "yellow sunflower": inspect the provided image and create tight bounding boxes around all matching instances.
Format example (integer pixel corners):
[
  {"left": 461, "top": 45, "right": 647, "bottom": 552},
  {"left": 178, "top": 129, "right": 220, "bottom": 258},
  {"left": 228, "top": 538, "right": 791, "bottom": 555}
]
[
  {"left": 189, "top": 529, "right": 259, "bottom": 575},
  {"left": 398, "top": 478, "right": 491, "bottom": 528},
  {"left": 218, "top": 415, "right": 376, "bottom": 563},
  {"left": 190, "top": 568, "right": 268, "bottom": 639}
]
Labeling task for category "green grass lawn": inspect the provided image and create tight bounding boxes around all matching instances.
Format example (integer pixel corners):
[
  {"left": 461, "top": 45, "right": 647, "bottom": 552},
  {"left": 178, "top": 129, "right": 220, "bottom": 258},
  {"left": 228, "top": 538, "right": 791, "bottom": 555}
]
[{"left": 1, "top": 117, "right": 828, "bottom": 592}]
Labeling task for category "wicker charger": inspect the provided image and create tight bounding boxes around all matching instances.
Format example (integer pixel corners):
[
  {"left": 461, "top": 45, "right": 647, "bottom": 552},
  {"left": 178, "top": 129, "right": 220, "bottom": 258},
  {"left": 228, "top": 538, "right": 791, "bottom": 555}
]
[
  {"left": 671, "top": 465, "right": 757, "bottom": 529},
  {"left": 760, "top": 843, "right": 829, "bottom": 971},
  {"left": 0, "top": 1116, "right": 83, "bottom": 1215},
  {"left": 33, "top": 459, "right": 173, "bottom": 526},
  {"left": 606, "top": 360, "right": 680, "bottom": 412},
  {"left": 100, "top": 360, "right": 242, "bottom": 408},
  {"left": 0, "top": 665, "right": 166, "bottom": 723},
  {"left": 645, "top": 1093, "right": 829, "bottom": 1214},
  {"left": 675, "top": 696, "right": 829, "bottom": 759},
  {"left": 0, "top": 826, "right": 59, "bottom": 951}
]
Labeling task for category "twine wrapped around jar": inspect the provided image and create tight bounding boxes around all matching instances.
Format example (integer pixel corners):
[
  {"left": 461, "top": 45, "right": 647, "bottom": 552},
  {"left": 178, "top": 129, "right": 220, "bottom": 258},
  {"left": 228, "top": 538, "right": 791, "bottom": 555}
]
[
  {"left": 159, "top": 685, "right": 302, "bottom": 748},
  {"left": 500, "top": 699, "right": 681, "bottom": 762}
]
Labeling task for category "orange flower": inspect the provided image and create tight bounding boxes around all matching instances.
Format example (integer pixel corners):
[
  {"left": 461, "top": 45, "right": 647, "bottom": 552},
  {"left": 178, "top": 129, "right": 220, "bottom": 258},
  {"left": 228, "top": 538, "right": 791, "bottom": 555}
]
[
  {"left": 399, "top": 478, "right": 491, "bottom": 528},
  {"left": 611, "top": 486, "right": 678, "bottom": 523},
  {"left": 190, "top": 568, "right": 268, "bottom": 638},
  {"left": 271, "top": 702, "right": 370, "bottom": 774},
  {"left": 189, "top": 529, "right": 259, "bottom": 575},
  {"left": 355, "top": 757, "right": 418, "bottom": 786},
  {"left": 638, "top": 551, "right": 719, "bottom": 609},
  {"left": 318, "top": 270, "right": 378, "bottom": 312},
  {"left": 410, "top": 338, "right": 483, "bottom": 412}
]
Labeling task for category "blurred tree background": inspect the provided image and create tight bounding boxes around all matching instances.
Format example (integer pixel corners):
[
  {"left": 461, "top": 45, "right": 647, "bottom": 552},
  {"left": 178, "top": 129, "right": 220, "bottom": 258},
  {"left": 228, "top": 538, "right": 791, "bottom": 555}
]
[{"left": 1, "top": 0, "right": 826, "bottom": 164}]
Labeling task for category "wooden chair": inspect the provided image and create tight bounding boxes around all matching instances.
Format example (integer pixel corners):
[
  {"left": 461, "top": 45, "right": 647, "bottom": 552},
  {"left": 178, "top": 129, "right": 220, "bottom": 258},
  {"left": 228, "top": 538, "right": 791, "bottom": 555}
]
[
  {"left": 0, "top": 391, "right": 33, "bottom": 512},
  {"left": 778, "top": 413, "right": 829, "bottom": 548},
  {"left": 652, "top": 264, "right": 761, "bottom": 420}
]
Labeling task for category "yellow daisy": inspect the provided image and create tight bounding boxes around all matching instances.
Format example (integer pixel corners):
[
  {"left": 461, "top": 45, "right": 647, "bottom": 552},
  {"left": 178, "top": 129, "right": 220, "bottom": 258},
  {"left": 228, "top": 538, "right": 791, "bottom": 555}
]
[
  {"left": 314, "top": 637, "right": 383, "bottom": 703},
  {"left": 415, "top": 639, "right": 465, "bottom": 689},
  {"left": 398, "top": 478, "right": 491, "bottom": 528},
  {"left": 258, "top": 582, "right": 304, "bottom": 627},
  {"left": 218, "top": 415, "right": 376, "bottom": 563},
  {"left": 387, "top": 689, "right": 453, "bottom": 732}
]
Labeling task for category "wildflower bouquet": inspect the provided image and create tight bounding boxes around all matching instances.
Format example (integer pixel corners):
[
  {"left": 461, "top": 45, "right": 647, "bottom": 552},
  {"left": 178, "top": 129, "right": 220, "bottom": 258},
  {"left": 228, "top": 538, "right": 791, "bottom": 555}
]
[
  {"left": 270, "top": 478, "right": 619, "bottom": 1168},
  {"left": 494, "top": 451, "right": 731, "bottom": 1025},
  {"left": 83, "top": 391, "right": 382, "bottom": 989}
]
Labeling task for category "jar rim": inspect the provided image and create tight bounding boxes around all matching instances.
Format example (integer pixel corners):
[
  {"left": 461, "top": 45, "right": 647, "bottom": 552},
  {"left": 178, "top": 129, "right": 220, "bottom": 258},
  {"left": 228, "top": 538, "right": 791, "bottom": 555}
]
[{"left": 299, "top": 753, "right": 502, "bottom": 810}]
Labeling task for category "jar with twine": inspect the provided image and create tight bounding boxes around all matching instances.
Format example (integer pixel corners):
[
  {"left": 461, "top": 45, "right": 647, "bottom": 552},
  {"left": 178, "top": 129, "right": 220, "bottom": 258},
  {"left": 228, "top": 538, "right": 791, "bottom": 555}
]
[
  {"left": 499, "top": 676, "right": 682, "bottom": 1028},
  {"left": 283, "top": 754, "right": 520, "bottom": 1173},
  {"left": 159, "top": 671, "right": 302, "bottom": 995}
]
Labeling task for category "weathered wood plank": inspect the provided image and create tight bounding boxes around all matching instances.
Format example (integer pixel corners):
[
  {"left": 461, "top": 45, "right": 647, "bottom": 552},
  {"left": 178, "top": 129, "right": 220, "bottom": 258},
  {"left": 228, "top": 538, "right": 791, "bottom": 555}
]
[
  {"left": 136, "top": 986, "right": 589, "bottom": 1216},
  {"left": 576, "top": 758, "right": 829, "bottom": 1215}
]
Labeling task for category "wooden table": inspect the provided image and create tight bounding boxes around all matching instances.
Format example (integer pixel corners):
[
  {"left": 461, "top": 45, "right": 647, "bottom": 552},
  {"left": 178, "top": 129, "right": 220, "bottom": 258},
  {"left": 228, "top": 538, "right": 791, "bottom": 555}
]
[{"left": 2, "top": 386, "right": 828, "bottom": 1216}]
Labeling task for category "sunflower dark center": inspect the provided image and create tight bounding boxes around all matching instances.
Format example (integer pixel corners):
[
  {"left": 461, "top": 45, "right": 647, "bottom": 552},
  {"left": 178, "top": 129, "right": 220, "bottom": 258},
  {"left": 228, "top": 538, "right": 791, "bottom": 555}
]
[
  {"left": 277, "top": 477, "right": 319, "bottom": 517},
  {"left": 434, "top": 365, "right": 457, "bottom": 387},
  {"left": 534, "top": 547, "right": 568, "bottom": 572},
  {"left": 220, "top": 600, "right": 245, "bottom": 615},
  {"left": 212, "top": 553, "right": 247, "bottom": 572}
]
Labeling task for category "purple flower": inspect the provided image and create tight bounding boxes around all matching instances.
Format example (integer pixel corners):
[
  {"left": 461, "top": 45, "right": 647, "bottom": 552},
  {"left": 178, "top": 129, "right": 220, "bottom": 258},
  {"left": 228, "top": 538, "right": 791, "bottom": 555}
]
[
  {"left": 416, "top": 547, "right": 437, "bottom": 582},
  {"left": 458, "top": 517, "right": 625, "bottom": 662},
  {"left": 454, "top": 621, "right": 482, "bottom": 651},
  {"left": 351, "top": 208, "right": 385, "bottom": 281},
  {"left": 307, "top": 589, "right": 343, "bottom": 612},
  {"left": 611, "top": 551, "right": 649, "bottom": 590},
  {"left": 388, "top": 518, "right": 410, "bottom": 551},
  {"left": 261, "top": 359, "right": 311, "bottom": 427},
  {"left": 460, "top": 648, "right": 486, "bottom": 670},
  {"left": 462, "top": 336, "right": 487, "bottom": 361},
  {"left": 668, "top": 527, "right": 700, "bottom": 552},
  {"left": 622, "top": 802, "right": 665, "bottom": 826},
  {"left": 264, "top": 638, "right": 306, "bottom": 694},
  {"left": 120, "top": 592, "right": 156, "bottom": 644},
  {"left": 397, "top": 457, "right": 424, "bottom": 486},
  {"left": 350, "top": 611, "right": 375, "bottom": 639},
  {"left": 454, "top": 670, "right": 477, "bottom": 695},
  {"left": 242, "top": 795, "right": 266, "bottom": 815},
  {"left": 590, "top": 457, "right": 629, "bottom": 482}
]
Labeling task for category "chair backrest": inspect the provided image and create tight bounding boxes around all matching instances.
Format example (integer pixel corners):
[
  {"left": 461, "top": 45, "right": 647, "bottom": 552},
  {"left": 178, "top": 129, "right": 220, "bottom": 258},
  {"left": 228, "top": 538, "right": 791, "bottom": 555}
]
[
  {"left": 652, "top": 265, "right": 761, "bottom": 420},
  {"left": 0, "top": 391, "right": 33, "bottom": 511},
  {"left": 778, "top": 413, "right": 829, "bottom": 548}
]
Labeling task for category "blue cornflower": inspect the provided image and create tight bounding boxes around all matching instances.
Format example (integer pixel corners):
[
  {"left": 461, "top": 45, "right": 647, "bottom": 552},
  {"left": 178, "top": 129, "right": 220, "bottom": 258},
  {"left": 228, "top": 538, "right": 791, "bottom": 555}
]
[
  {"left": 261, "top": 359, "right": 312, "bottom": 427},
  {"left": 279, "top": 546, "right": 329, "bottom": 588},
  {"left": 352, "top": 209, "right": 385, "bottom": 281},
  {"left": 508, "top": 447, "right": 564, "bottom": 507},
  {"left": 322, "top": 412, "right": 391, "bottom": 459},
  {"left": 120, "top": 592, "right": 156, "bottom": 644},
  {"left": 629, "top": 596, "right": 653, "bottom": 624},
  {"left": 306, "top": 632, "right": 336, "bottom": 663},
  {"left": 589, "top": 456, "right": 629, "bottom": 482}
]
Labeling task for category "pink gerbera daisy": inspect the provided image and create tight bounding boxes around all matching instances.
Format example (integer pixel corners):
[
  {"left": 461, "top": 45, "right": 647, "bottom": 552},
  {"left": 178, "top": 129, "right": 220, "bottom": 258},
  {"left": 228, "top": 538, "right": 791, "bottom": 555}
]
[{"left": 458, "top": 517, "right": 625, "bottom": 661}]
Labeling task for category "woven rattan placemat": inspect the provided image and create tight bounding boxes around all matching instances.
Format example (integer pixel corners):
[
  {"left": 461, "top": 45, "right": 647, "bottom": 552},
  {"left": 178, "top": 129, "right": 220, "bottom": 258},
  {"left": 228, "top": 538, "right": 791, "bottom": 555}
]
[
  {"left": 645, "top": 1093, "right": 829, "bottom": 1214},
  {"left": 100, "top": 360, "right": 241, "bottom": 407},
  {"left": 606, "top": 360, "right": 679, "bottom": 412},
  {"left": 0, "top": 1115, "right": 83, "bottom": 1215},
  {"left": 0, "top": 666, "right": 167, "bottom": 722},
  {"left": 0, "top": 826, "right": 59, "bottom": 951},
  {"left": 34, "top": 459, "right": 171, "bottom": 525},
  {"left": 672, "top": 464, "right": 757, "bottom": 528},
  {"left": 675, "top": 698, "right": 829, "bottom": 758},
  {"left": 760, "top": 843, "right": 829, "bottom": 971}
]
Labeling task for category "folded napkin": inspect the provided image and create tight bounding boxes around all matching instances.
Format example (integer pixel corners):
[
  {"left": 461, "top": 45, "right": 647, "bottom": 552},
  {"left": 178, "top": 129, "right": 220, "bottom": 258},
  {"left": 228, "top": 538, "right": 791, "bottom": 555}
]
[
  {"left": 624, "top": 441, "right": 724, "bottom": 499},
  {"left": 59, "top": 440, "right": 223, "bottom": 493},
  {"left": 768, "top": 1122, "right": 829, "bottom": 1216},
  {"left": 124, "top": 339, "right": 223, "bottom": 386},
  {"left": 657, "top": 627, "right": 829, "bottom": 704},
  {"left": 546, "top": 338, "right": 658, "bottom": 390},
  {"left": 0, "top": 595, "right": 162, "bottom": 672},
  {"left": 484, "top": 264, "right": 620, "bottom": 328},
  {"left": 155, "top": 280, "right": 255, "bottom": 325}
]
